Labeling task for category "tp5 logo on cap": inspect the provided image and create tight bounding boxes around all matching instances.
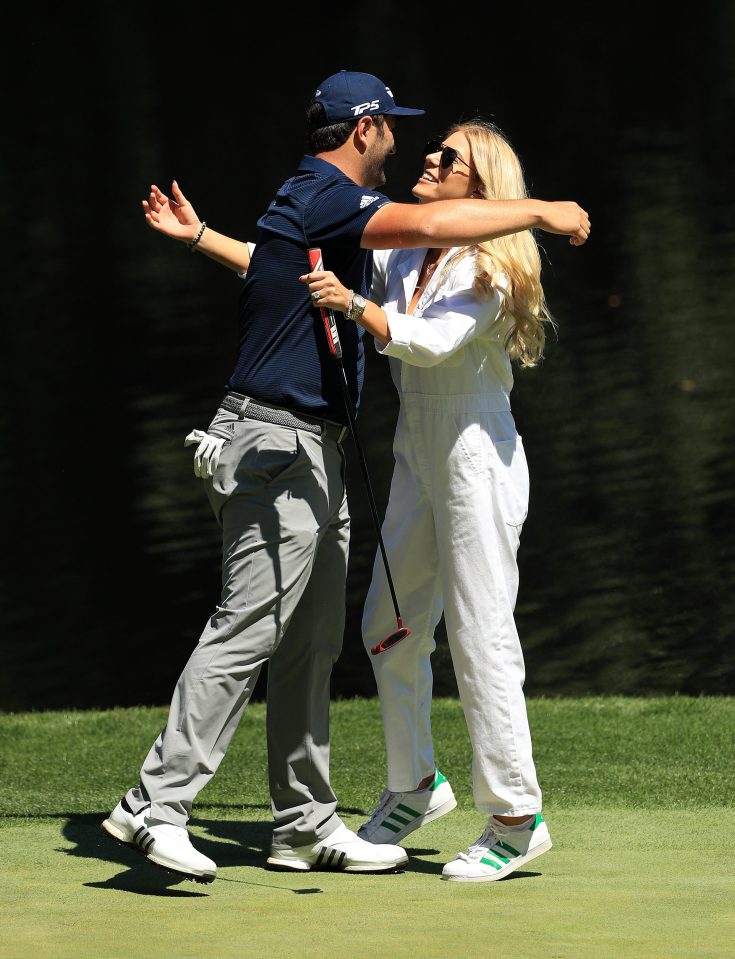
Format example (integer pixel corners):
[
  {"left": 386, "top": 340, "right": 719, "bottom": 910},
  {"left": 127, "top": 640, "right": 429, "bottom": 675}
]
[
  {"left": 312, "top": 70, "right": 425, "bottom": 124},
  {"left": 353, "top": 100, "right": 380, "bottom": 116}
]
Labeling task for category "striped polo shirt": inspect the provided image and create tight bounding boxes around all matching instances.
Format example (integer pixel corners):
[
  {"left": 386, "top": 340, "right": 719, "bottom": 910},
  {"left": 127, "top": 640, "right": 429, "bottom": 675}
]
[{"left": 226, "top": 154, "right": 392, "bottom": 423}]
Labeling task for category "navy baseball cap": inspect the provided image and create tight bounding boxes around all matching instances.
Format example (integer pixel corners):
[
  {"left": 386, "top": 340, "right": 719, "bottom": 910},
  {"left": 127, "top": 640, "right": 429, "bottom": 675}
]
[{"left": 312, "top": 70, "right": 425, "bottom": 123}]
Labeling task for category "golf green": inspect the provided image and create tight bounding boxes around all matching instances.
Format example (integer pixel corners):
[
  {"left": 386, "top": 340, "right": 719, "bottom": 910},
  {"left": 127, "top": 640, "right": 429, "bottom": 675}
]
[{"left": 1, "top": 698, "right": 732, "bottom": 958}]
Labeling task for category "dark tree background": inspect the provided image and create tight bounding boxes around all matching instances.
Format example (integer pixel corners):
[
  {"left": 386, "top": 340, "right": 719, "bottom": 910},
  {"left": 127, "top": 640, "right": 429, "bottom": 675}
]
[{"left": 1, "top": 4, "right": 734, "bottom": 709}]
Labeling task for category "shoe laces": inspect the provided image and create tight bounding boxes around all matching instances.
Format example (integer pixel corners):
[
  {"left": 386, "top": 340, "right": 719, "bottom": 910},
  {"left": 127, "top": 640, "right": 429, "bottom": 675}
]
[
  {"left": 456, "top": 820, "right": 510, "bottom": 863},
  {"left": 363, "top": 788, "right": 398, "bottom": 826}
]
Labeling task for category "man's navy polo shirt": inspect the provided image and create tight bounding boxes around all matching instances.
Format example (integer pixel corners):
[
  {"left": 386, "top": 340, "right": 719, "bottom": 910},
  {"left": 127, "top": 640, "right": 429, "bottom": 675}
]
[{"left": 225, "top": 154, "right": 392, "bottom": 424}]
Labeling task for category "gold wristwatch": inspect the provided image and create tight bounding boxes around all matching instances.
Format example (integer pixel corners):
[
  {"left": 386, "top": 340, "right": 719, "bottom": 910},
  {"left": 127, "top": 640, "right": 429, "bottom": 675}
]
[{"left": 346, "top": 292, "right": 367, "bottom": 322}]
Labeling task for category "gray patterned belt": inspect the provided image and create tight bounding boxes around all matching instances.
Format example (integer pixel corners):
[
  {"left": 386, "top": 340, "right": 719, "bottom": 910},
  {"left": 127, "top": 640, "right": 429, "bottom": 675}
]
[{"left": 220, "top": 393, "right": 348, "bottom": 443}]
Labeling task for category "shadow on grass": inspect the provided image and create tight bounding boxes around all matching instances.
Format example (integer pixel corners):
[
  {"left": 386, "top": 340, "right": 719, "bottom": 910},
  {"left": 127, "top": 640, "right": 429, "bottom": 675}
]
[
  {"left": 401, "top": 846, "right": 444, "bottom": 877},
  {"left": 84, "top": 869, "right": 209, "bottom": 897},
  {"left": 56, "top": 811, "right": 287, "bottom": 896},
  {"left": 53, "top": 811, "right": 491, "bottom": 893}
]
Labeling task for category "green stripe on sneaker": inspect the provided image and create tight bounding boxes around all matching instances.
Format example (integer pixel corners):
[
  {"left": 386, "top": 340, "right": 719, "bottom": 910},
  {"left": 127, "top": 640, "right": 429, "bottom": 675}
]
[
  {"left": 431, "top": 770, "right": 447, "bottom": 790},
  {"left": 382, "top": 821, "right": 401, "bottom": 833},
  {"left": 388, "top": 813, "right": 412, "bottom": 826},
  {"left": 479, "top": 855, "right": 503, "bottom": 869},
  {"left": 529, "top": 814, "right": 544, "bottom": 832},
  {"left": 495, "top": 840, "right": 521, "bottom": 857},
  {"left": 396, "top": 804, "right": 420, "bottom": 817}
]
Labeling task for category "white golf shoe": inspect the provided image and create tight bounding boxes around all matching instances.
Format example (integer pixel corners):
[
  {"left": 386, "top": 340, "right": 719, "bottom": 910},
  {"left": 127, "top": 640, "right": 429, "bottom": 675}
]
[
  {"left": 267, "top": 823, "right": 408, "bottom": 873},
  {"left": 102, "top": 797, "right": 217, "bottom": 883},
  {"left": 441, "top": 813, "right": 552, "bottom": 882},
  {"left": 358, "top": 769, "right": 457, "bottom": 843}
]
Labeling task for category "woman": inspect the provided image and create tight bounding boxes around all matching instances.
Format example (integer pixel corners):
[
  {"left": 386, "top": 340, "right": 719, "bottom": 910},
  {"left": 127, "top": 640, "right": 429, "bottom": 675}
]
[{"left": 300, "top": 119, "right": 558, "bottom": 882}]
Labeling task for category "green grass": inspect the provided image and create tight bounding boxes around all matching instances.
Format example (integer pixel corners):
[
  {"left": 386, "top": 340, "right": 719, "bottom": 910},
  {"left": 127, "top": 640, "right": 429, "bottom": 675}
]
[{"left": 1, "top": 696, "right": 733, "bottom": 959}]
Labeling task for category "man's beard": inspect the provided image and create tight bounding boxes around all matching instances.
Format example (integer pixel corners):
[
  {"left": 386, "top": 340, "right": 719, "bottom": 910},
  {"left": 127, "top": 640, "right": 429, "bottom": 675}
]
[{"left": 364, "top": 140, "right": 388, "bottom": 189}]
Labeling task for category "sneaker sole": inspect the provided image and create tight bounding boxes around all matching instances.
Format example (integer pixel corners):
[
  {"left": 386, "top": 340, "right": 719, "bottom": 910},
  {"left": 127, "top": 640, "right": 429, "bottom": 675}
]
[
  {"left": 100, "top": 821, "right": 216, "bottom": 884},
  {"left": 441, "top": 837, "right": 552, "bottom": 883},
  {"left": 265, "top": 853, "right": 409, "bottom": 873},
  {"left": 359, "top": 794, "right": 458, "bottom": 843},
  {"left": 101, "top": 818, "right": 133, "bottom": 845}
]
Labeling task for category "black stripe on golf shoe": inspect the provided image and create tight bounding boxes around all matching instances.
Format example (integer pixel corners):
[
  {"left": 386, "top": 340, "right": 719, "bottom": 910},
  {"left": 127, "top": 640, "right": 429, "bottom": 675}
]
[
  {"left": 315, "top": 847, "right": 347, "bottom": 870},
  {"left": 133, "top": 825, "right": 156, "bottom": 854}
]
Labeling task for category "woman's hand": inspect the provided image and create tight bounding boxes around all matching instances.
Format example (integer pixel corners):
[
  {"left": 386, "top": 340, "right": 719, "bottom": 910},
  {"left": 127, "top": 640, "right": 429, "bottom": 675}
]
[
  {"left": 142, "top": 180, "right": 202, "bottom": 243},
  {"left": 299, "top": 269, "right": 352, "bottom": 313}
]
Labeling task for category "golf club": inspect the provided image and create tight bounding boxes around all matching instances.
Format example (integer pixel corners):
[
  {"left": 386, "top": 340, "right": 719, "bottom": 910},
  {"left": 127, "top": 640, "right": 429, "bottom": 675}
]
[{"left": 307, "top": 247, "right": 411, "bottom": 655}]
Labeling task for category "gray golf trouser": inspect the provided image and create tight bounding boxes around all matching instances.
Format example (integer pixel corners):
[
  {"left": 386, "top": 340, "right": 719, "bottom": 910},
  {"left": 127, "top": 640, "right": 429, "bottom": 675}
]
[{"left": 125, "top": 405, "right": 350, "bottom": 848}]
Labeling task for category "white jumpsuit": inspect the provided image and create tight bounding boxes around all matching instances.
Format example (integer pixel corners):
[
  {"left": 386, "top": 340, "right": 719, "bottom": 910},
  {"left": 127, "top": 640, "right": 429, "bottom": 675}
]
[{"left": 362, "top": 247, "right": 542, "bottom": 817}]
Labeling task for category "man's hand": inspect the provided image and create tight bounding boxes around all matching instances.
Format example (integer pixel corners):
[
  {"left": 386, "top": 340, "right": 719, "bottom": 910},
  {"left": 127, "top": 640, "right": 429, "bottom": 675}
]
[
  {"left": 541, "top": 201, "right": 591, "bottom": 246},
  {"left": 143, "top": 180, "right": 202, "bottom": 243},
  {"left": 184, "top": 429, "right": 226, "bottom": 478}
]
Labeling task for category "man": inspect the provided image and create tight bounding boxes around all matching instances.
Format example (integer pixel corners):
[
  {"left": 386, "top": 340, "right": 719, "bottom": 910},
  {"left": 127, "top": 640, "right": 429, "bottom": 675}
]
[{"left": 102, "top": 70, "right": 590, "bottom": 884}]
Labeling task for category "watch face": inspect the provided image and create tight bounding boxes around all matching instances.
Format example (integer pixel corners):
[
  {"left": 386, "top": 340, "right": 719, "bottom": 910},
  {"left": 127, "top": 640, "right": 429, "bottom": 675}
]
[{"left": 354, "top": 295, "right": 367, "bottom": 309}]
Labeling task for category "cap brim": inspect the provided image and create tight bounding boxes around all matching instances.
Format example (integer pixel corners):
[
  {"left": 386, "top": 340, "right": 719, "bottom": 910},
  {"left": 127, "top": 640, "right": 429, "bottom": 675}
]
[{"left": 384, "top": 107, "right": 425, "bottom": 117}]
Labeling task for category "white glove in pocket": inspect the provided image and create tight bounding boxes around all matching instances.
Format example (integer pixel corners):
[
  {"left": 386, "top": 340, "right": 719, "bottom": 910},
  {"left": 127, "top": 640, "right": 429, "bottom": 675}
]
[{"left": 184, "top": 429, "right": 226, "bottom": 478}]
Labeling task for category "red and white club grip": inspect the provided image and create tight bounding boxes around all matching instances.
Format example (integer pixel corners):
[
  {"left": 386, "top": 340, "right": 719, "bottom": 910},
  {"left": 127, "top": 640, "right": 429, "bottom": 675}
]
[{"left": 307, "top": 247, "right": 342, "bottom": 358}]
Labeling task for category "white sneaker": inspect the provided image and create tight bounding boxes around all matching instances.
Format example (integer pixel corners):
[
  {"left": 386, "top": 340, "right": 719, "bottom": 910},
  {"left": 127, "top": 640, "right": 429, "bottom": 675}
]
[
  {"left": 358, "top": 769, "right": 457, "bottom": 843},
  {"left": 102, "top": 797, "right": 217, "bottom": 884},
  {"left": 267, "top": 823, "right": 409, "bottom": 873},
  {"left": 441, "top": 813, "right": 552, "bottom": 882}
]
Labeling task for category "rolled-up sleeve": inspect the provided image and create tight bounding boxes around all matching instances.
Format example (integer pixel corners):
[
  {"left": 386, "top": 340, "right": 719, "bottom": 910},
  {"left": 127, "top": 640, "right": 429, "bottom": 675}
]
[{"left": 377, "top": 285, "right": 505, "bottom": 368}]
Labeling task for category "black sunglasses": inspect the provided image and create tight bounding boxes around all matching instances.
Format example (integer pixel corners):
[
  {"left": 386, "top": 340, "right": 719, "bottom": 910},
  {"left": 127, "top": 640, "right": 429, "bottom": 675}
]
[{"left": 424, "top": 138, "right": 474, "bottom": 172}]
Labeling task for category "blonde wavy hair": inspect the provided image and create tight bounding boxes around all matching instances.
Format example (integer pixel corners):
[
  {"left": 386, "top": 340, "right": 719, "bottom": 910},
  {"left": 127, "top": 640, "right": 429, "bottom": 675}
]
[{"left": 442, "top": 119, "right": 555, "bottom": 367}]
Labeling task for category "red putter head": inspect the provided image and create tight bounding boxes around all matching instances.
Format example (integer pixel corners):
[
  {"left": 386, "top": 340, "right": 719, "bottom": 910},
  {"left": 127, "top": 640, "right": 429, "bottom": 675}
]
[{"left": 370, "top": 626, "right": 411, "bottom": 655}]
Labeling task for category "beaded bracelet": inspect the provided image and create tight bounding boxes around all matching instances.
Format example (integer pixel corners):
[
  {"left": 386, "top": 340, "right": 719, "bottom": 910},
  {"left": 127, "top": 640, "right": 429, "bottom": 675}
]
[{"left": 187, "top": 221, "right": 207, "bottom": 252}]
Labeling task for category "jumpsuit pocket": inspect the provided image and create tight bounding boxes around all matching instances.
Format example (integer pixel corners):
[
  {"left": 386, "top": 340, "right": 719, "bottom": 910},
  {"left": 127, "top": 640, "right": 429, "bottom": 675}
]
[
  {"left": 452, "top": 414, "right": 529, "bottom": 528},
  {"left": 490, "top": 437, "right": 530, "bottom": 528}
]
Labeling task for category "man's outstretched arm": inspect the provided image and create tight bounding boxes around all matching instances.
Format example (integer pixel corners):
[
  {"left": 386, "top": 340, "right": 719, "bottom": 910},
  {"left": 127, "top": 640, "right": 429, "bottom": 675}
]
[{"left": 142, "top": 180, "right": 252, "bottom": 273}]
